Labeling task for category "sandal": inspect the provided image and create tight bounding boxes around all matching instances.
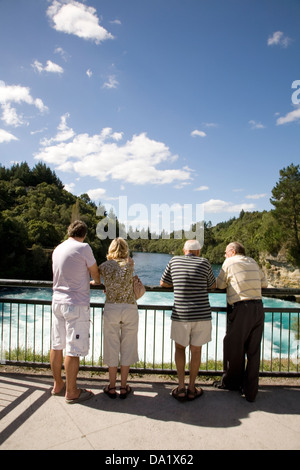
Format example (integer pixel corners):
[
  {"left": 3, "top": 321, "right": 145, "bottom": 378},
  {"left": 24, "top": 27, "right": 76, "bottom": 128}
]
[
  {"left": 187, "top": 387, "right": 203, "bottom": 401},
  {"left": 65, "top": 388, "right": 94, "bottom": 404},
  {"left": 119, "top": 385, "right": 132, "bottom": 399},
  {"left": 103, "top": 385, "right": 117, "bottom": 399},
  {"left": 171, "top": 386, "right": 187, "bottom": 402}
]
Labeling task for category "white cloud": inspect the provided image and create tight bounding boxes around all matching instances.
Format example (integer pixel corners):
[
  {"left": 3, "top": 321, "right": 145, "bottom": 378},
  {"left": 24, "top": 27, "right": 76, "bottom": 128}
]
[
  {"left": 0, "top": 128, "right": 18, "bottom": 143},
  {"left": 86, "top": 69, "right": 93, "bottom": 78},
  {"left": 34, "top": 98, "right": 48, "bottom": 113},
  {"left": 64, "top": 182, "right": 75, "bottom": 192},
  {"left": 195, "top": 185, "right": 209, "bottom": 191},
  {"left": 45, "top": 60, "right": 64, "bottom": 74},
  {"left": 32, "top": 60, "right": 43, "bottom": 73},
  {"left": 203, "top": 122, "right": 218, "bottom": 128},
  {"left": 174, "top": 181, "right": 191, "bottom": 189},
  {"left": 267, "top": 31, "right": 292, "bottom": 48},
  {"left": 47, "top": 0, "right": 114, "bottom": 44},
  {"left": 191, "top": 129, "right": 207, "bottom": 138},
  {"left": 249, "top": 120, "right": 265, "bottom": 129},
  {"left": 1, "top": 104, "right": 25, "bottom": 127},
  {"left": 54, "top": 46, "right": 70, "bottom": 61},
  {"left": 110, "top": 19, "right": 121, "bottom": 25},
  {"left": 34, "top": 124, "right": 192, "bottom": 186},
  {"left": 30, "top": 127, "right": 47, "bottom": 135},
  {"left": 41, "top": 112, "right": 75, "bottom": 145},
  {"left": 245, "top": 193, "right": 267, "bottom": 200},
  {"left": 0, "top": 80, "right": 48, "bottom": 127},
  {"left": 202, "top": 199, "right": 255, "bottom": 214},
  {"left": 87, "top": 187, "right": 106, "bottom": 201},
  {"left": 0, "top": 81, "right": 47, "bottom": 110},
  {"left": 32, "top": 59, "right": 64, "bottom": 74},
  {"left": 276, "top": 107, "right": 300, "bottom": 125},
  {"left": 102, "top": 75, "right": 119, "bottom": 89}
]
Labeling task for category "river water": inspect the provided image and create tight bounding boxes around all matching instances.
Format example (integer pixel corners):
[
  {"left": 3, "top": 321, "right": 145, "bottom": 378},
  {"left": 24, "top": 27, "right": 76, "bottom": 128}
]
[{"left": 0, "top": 252, "right": 299, "bottom": 364}]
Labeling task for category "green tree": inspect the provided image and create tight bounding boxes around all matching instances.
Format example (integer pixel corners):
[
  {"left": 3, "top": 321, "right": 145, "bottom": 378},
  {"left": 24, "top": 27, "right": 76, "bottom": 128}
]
[
  {"left": 28, "top": 220, "right": 61, "bottom": 247},
  {"left": 32, "top": 162, "right": 64, "bottom": 188},
  {"left": 270, "top": 163, "right": 300, "bottom": 264}
]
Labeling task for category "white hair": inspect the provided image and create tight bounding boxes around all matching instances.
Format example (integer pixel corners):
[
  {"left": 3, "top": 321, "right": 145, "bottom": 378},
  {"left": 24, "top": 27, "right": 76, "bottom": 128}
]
[{"left": 183, "top": 240, "right": 201, "bottom": 251}]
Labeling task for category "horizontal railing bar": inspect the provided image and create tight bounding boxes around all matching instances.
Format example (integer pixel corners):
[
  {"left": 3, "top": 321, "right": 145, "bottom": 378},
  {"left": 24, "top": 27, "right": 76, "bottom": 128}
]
[
  {"left": 0, "top": 298, "right": 53, "bottom": 306},
  {"left": 0, "top": 298, "right": 298, "bottom": 313},
  {"left": 0, "top": 278, "right": 300, "bottom": 298}
]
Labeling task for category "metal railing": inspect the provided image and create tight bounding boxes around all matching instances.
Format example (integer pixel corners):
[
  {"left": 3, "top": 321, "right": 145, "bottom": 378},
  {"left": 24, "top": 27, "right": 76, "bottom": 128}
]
[{"left": 0, "top": 279, "right": 300, "bottom": 377}]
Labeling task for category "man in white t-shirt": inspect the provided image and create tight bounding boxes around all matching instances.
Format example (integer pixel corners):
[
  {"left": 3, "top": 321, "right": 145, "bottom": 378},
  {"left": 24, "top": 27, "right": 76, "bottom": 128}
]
[{"left": 50, "top": 220, "right": 100, "bottom": 404}]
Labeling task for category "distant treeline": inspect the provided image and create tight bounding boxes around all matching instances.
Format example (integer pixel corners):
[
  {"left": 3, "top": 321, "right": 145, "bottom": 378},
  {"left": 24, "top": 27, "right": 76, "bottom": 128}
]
[
  {"left": 0, "top": 161, "right": 299, "bottom": 280},
  {"left": 127, "top": 210, "right": 284, "bottom": 263}
]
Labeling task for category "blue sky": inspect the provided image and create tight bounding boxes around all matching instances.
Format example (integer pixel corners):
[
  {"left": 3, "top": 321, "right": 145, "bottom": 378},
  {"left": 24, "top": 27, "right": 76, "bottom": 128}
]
[{"left": 0, "top": 0, "right": 299, "bottom": 232}]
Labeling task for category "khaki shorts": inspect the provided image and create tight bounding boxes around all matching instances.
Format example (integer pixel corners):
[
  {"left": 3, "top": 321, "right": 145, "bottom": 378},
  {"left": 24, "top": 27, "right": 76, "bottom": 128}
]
[
  {"left": 171, "top": 319, "right": 212, "bottom": 347},
  {"left": 103, "top": 303, "right": 139, "bottom": 367},
  {"left": 51, "top": 303, "right": 90, "bottom": 357}
]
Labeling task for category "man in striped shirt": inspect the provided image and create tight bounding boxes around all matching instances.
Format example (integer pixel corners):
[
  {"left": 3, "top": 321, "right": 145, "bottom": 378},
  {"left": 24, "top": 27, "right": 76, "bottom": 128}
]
[
  {"left": 215, "top": 241, "right": 268, "bottom": 402},
  {"left": 160, "top": 240, "right": 216, "bottom": 401}
]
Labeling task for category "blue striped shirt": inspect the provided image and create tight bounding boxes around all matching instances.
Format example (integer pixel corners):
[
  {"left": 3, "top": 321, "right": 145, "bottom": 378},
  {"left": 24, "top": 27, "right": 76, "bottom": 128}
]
[{"left": 161, "top": 255, "right": 216, "bottom": 321}]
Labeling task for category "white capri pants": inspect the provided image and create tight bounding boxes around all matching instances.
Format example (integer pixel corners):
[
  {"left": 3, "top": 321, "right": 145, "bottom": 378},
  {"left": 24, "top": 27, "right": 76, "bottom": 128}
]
[{"left": 103, "top": 303, "right": 139, "bottom": 367}]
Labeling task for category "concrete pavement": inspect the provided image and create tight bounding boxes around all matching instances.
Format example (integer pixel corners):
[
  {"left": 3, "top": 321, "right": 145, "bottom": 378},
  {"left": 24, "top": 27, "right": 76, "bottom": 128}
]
[{"left": 0, "top": 370, "right": 299, "bottom": 451}]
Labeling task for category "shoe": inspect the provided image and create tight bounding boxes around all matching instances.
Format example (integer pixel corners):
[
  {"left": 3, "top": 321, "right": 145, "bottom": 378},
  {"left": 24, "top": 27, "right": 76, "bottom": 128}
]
[
  {"left": 187, "top": 387, "right": 203, "bottom": 401},
  {"left": 171, "top": 386, "right": 187, "bottom": 402},
  {"left": 103, "top": 385, "right": 117, "bottom": 399},
  {"left": 65, "top": 388, "right": 94, "bottom": 404},
  {"left": 119, "top": 385, "right": 132, "bottom": 399},
  {"left": 213, "top": 380, "right": 227, "bottom": 389},
  {"left": 51, "top": 384, "right": 66, "bottom": 396},
  {"left": 245, "top": 396, "right": 255, "bottom": 403}
]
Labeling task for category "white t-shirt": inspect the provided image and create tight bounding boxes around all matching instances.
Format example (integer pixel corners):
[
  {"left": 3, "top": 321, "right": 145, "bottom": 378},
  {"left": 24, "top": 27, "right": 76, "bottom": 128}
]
[{"left": 52, "top": 238, "right": 96, "bottom": 305}]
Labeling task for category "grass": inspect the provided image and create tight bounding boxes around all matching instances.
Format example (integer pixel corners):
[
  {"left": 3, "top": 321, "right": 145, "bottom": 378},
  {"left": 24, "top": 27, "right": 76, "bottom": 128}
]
[{"left": 2, "top": 348, "right": 299, "bottom": 374}]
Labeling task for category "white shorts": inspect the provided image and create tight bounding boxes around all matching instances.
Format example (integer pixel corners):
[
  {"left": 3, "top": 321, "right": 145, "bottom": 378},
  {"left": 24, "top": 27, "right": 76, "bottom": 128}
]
[
  {"left": 171, "top": 319, "right": 212, "bottom": 347},
  {"left": 103, "top": 303, "right": 139, "bottom": 367},
  {"left": 51, "top": 303, "right": 90, "bottom": 357}
]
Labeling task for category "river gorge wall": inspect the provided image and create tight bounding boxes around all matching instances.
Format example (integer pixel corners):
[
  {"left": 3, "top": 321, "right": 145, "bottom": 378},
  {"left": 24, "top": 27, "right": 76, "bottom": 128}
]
[{"left": 261, "top": 253, "right": 300, "bottom": 290}]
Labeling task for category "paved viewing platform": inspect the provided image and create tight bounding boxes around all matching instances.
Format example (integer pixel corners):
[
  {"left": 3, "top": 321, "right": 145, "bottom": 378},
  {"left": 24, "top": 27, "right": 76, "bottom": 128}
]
[{"left": 0, "top": 367, "right": 299, "bottom": 451}]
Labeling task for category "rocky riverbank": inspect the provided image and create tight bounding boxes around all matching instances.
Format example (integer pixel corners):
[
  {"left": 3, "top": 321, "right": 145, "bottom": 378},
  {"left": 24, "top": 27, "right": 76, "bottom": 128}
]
[{"left": 261, "top": 254, "right": 300, "bottom": 302}]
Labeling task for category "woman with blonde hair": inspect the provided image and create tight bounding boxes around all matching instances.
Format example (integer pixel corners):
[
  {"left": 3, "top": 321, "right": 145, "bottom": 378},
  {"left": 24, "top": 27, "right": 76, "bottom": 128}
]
[{"left": 99, "top": 237, "right": 139, "bottom": 398}]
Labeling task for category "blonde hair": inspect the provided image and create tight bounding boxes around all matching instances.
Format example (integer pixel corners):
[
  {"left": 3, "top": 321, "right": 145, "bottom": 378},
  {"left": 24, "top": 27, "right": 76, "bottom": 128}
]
[{"left": 107, "top": 237, "right": 129, "bottom": 260}]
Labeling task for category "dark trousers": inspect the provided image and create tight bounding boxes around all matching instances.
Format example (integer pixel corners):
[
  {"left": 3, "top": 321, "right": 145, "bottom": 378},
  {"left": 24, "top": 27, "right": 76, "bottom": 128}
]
[{"left": 222, "top": 300, "right": 264, "bottom": 401}]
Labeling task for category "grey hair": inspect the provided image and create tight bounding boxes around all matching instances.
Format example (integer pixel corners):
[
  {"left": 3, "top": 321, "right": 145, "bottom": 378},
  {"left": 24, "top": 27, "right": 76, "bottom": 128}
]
[
  {"left": 184, "top": 240, "right": 201, "bottom": 251},
  {"left": 227, "top": 242, "right": 246, "bottom": 255}
]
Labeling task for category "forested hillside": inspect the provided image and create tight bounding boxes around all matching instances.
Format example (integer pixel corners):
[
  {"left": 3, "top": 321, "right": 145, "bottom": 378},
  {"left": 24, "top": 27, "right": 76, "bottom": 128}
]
[
  {"left": 0, "top": 162, "right": 299, "bottom": 280},
  {"left": 0, "top": 162, "right": 110, "bottom": 280}
]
